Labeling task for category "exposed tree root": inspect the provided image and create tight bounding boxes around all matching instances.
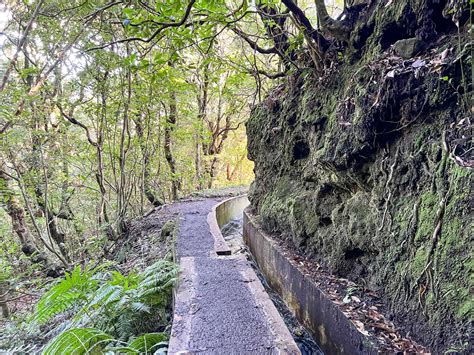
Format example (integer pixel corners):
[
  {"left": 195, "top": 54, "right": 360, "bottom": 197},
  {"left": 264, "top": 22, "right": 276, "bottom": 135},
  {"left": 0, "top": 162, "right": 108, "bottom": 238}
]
[
  {"left": 413, "top": 134, "right": 451, "bottom": 306},
  {"left": 378, "top": 146, "right": 399, "bottom": 232}
]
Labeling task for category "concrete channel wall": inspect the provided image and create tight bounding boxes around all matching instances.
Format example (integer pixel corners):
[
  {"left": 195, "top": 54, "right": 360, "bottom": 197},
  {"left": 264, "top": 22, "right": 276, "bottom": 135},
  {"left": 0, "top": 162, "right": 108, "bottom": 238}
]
[
  {"left": 215, "top": 195, "right": 250, "bottom": 228},
  {"left": 244, "top": 208, "right": 378, "bottom": 355},
  {"left": 207, "top": 195, "right": 249, "bottom": 255}
]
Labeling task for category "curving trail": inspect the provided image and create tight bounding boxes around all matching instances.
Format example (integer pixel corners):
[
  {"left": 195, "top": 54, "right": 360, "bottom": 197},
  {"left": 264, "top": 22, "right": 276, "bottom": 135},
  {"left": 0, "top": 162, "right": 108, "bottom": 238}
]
[{"left": 167, "top": 197, "right": 299, "bottom": 354}]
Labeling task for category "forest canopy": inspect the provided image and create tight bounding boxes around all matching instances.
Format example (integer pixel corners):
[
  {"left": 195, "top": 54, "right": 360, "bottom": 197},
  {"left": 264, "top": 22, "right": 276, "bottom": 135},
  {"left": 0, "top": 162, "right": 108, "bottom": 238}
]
[{"left": 0, "top": 0, "right": 347, "bottom": 269}]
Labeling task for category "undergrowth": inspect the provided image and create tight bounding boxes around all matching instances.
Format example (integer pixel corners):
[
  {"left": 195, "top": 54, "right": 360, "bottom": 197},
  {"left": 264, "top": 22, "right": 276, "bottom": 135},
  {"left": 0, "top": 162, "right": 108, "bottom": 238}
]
[{"left": 1, "top": 259, "right": 178, "bottom": 354}]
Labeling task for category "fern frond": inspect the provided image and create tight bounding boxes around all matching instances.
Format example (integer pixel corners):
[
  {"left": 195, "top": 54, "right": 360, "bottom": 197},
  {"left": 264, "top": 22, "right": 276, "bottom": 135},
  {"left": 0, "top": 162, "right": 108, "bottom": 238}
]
[
  {"left": 127, "top": 333, "right": 168, "bottom": 354},
  {"left": 30, "top": 265, "right": 99, "bottom": 325},
  {"left": 137, "top": 260, "right": 178, "bottom": 305},
  {"left": 91, "top": 283, "right": 126, "bottom": 308},
  {"left": 31, "top": 260, "right": 177, "bottom": 351},
  {"left": 141, "top": 260, "right": 178, "bottom": 281},
  {"left": 130, "top": 302, "right": 151, "bottom": 313},
  {"left": 106, "top": 346, "right": 139, "bottom": 354},
  {"left": 42, "top": 328, "right": 114, "bottom": 355}
]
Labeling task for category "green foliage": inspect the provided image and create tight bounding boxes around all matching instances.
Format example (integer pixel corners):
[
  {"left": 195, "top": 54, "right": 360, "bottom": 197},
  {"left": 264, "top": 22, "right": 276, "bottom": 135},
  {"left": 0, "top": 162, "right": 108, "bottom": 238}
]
[
  {"left": 137, "top": 260, "right": 178, "bottom": 306},
  {"left": 2, "top": 0, "right": 259, "bottom": 349},
  {"left": 30, "top": 265, "right": 99, "bottom": 325},
  {"left": 42, "top": 327, "right": 169, "bottom": 354},
  {"left": 42, "top": 328, "right": 114, "bottom": 355},
  {"left": 126, "top": 333, "right": 168, "bottom": 353},
  {"left": 29, "top": 260, "right": 177, "bottom": 351}
]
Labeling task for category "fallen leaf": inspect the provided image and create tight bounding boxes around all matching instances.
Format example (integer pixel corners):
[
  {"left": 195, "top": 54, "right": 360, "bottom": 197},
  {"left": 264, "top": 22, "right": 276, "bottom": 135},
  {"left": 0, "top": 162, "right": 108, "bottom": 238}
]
[
  {"left": 386, "top": 69, "right": 396, "bottom": 78},
  {"left": 367, "top": 309, "right": 384, "bottom": 321},
  {"left": 440, "top": 48, "right": 451, "bottom": 61},
  {"left": 412, "top": 59, "right": 426, "bottom": 68},
  {"left": 372, "top": 322, "right": 396, "bottom": 333},
  {"left": 353, "top": 320, "right": 370, "bottom": 336}
]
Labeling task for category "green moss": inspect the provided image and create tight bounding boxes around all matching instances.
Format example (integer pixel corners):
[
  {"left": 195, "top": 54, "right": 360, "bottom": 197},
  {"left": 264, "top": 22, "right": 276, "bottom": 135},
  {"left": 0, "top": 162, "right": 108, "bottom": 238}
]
[
  {"left": 411, "top": 247, "right": 428, "bottom": 275},
  {"left": 450, "top": 164, "right": 471, "bottom": 178},
  {"left": 414, "top": 128, "right": 431, "bottom": 150},
  {"left": 447, "top": 165, "right": 471, "bottom": 204},
  {"left": 456, "top": 297, "right": 473, "bottom": 319},
  {"left": 246, "top": 5, "right": 472, "bottom": 349},
  {"left": 291, "top": 196, "right": 318, "bottom": 236},
  {"left": 439, "top": 218, "right": 463, "bottom": 252},
  {"left": 435, "top": 285, "right": 473, "bottom": 321},
  {"left": 393, "top": 199, "right": 413, "bottom": 232},
  {"left": 259, "top": 177, "right": 299, "bottom": 235},
  {"left": 414, "top": 191, "right": 438, "bottom": 244},
  {"left": 160, "top": 220, "right": 176, "bottom": 240}
]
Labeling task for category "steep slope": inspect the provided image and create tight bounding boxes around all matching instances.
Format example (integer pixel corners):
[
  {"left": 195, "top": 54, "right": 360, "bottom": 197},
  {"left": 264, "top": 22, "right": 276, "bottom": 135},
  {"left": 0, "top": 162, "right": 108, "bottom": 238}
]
[{"left": 246, "top": 0, "right": 472, "bottom": 352}]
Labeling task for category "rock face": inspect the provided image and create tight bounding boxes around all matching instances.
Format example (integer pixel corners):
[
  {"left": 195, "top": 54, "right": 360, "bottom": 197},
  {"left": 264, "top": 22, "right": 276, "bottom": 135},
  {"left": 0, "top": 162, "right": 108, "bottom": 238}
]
[{"left": 246, "top": 0, "right": 472, "bottom": 352}]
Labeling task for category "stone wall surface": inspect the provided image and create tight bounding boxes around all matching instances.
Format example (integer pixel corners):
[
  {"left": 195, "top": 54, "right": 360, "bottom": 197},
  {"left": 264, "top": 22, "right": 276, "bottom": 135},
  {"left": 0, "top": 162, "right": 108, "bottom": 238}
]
[{"left": 246, "top": 0, "right": 472, "bottom": 352}]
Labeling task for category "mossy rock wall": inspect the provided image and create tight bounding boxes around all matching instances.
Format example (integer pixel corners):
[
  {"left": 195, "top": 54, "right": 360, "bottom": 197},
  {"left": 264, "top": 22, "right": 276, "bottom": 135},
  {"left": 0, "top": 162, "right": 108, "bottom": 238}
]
[{"left": 246, "top": 0, "right": 472, "bottom": 352}]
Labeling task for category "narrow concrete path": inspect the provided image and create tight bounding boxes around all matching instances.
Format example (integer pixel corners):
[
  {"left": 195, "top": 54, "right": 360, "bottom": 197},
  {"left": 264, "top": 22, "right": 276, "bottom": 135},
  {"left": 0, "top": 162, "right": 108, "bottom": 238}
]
[{"left": 168, "top": 198, "right": 299, "bottom": 354}]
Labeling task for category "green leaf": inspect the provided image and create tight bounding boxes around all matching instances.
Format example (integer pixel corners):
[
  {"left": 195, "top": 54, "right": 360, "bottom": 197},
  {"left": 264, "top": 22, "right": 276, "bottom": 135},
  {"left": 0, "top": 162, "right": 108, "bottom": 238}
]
[
  {"left": 42, "top": 328, "right": 114, "bottom": 355},
  {"left": 127, "top": 333, "right": 168, "bottom": 353},
  {"left": 30, "top": 265, "right": 99, "bottom": 325}
]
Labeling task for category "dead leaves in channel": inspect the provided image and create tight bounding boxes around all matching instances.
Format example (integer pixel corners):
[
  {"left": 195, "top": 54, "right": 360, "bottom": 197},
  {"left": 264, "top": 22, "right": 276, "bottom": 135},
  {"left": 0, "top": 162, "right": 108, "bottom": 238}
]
[
  {"left": 261, "top": 222, "right": 430, "bottom": 353},
  {"left": 340, "top": 293, "right": 429, "bottom": 353}
]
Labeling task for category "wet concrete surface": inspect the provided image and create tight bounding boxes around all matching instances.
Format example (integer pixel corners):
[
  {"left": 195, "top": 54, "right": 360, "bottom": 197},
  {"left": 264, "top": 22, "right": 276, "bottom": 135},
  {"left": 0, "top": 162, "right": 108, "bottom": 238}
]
[
  {"left": 168, "top": 198, "right": 221, "bottom": 259},
  {"left": 168, "top": 198, "right": 299, "bottom": 354}
]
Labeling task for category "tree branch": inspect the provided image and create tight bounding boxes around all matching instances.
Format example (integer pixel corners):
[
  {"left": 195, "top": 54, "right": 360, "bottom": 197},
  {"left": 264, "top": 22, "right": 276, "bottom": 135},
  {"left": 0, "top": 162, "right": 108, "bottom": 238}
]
[
  {"left": 58, "top": 106, "right": 98, "bottom": 147},
  {"left": 85, "top": 0, "right": 197, "bottom": 51},
  {"left": 230, "top": 27, "right": 278, "bottom": 54},
  {"left": 0, "top": 0, "right": 45, "bottom": 92},
  {"left": 255, "top": 69, "right": 286, "bottom": 79},
  {"left": 280, "top": 0, "right": 318, "bottom": 39},
  {"left": 314, "top": 0, "right": 351, "bottom": 40}
]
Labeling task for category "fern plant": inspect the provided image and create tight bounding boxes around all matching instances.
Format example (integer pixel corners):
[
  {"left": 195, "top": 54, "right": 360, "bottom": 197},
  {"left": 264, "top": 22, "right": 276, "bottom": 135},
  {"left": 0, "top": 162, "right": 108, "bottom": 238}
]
[
  {"left": 30, "top": 265, "right": 99, "bottom": 325},
  {"left": 30, "top": 260, "right": 178, "bottom": 353},
  {"left": 42, "top": 328, "right": 114, "bottom": 355},
  {"left": 43, "top": 328, "right": 168, "bottom": 354}
]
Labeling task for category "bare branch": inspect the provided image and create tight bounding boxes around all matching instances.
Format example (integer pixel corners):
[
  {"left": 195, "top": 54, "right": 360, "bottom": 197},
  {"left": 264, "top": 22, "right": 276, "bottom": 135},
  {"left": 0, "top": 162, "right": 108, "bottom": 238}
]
[
  {"left": 255, "top": 70, "right": 286, "bottom": 79},
  {"left": 84, "top": 1, "right": 124, "bottom": 23},
  {"left": 58, "top": 106, "right": 98, "bottom": 147},
  {"left": 314, "top": 0, "right": 350, "bottom": 40},
  {"left": 280, "top": 0, "right": 328, "bottom": 46}
]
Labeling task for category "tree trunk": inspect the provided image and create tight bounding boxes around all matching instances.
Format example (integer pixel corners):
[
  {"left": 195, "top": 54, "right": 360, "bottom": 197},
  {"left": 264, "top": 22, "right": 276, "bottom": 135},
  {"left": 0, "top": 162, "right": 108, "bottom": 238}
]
[
  {"left": 207, "top": 156, "right": 219, "bottom": 189},
  {"left": 117, "top": 51, "right": 132, "bottom": 236},
  {"left": 96, "top": 74, "right": 116, "bottom": 241},
  {"left": 135, "top": 113, "right": 162, "bottom": 207},
  {"left": 0, "top": 169, "right": 48, "bottom": 264},
  {"left": 165, "top": 90, "right": 179, "bottom": 200},
  {"left": 195, "top": 59, "right": 210, "bottom": 189},
  {"left": 31, "top": 146, "right": 69, "bottom": 261},
  {"left": 26, "top": 61, "right": 69, "bottom": 261},
  {"left": 0, "top": 281, "right": 9, "bottom": 318}
]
